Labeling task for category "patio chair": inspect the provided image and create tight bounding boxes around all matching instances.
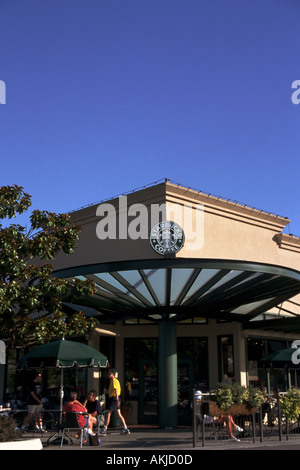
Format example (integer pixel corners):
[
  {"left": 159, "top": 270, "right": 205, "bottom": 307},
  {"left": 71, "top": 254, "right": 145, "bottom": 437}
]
[
  {"left": 197, "top": 414, "right": 228, "bottom": 441},
  {"left": 96, "top": 410, "right": 109, "bottom": 442},
  {"left": 61, "top": 411, "right": 89, "bottom": 448}
]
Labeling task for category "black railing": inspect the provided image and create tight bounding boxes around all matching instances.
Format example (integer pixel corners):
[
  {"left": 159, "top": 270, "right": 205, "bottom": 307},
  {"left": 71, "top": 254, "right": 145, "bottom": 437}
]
[{"left": 192, "top": 390, "right": 300, "bottom": 447}]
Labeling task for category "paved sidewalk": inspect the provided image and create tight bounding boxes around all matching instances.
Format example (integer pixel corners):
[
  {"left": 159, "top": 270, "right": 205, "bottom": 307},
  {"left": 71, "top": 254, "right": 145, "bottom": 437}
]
[{"left": 40, "top": 426, "right": 300, "bottom": 451}]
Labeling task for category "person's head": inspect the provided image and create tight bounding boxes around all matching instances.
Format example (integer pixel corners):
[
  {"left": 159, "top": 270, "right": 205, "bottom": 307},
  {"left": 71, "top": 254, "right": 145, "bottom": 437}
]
[
  {"left": 108, "top": 368, "right": 116, "bottom": 379},
  {"left": 34, "top": 372, "right": 42, "bottom": 382},
  {"left": 69, "top": 391, "right": 78, "bottom": 402},
  {"left": 87, "top": 390, "right": 97, "bottom": 401}
]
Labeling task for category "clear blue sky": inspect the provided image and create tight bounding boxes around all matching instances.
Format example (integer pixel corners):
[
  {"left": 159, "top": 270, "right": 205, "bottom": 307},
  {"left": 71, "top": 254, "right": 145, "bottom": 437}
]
[{"left": 1, "top": 0, "right": 300, "bottom": 235}]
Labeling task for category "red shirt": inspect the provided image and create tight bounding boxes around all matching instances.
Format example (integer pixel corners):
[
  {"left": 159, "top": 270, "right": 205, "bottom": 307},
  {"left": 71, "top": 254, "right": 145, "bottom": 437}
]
[{"left": 63, "top": 402, "right": 87, "bottom": 428}]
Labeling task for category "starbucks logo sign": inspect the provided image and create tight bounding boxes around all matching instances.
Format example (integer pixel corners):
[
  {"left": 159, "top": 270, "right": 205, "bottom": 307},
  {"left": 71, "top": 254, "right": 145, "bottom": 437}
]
[{"left": 150, "top": 221, "right": 185, "bottom": 255}]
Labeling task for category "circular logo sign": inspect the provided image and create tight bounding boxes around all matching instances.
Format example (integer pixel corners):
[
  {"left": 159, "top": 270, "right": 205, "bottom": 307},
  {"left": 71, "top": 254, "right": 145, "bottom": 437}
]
[{"left": 150, "top": 221, "right": 185, "bottom": 255}]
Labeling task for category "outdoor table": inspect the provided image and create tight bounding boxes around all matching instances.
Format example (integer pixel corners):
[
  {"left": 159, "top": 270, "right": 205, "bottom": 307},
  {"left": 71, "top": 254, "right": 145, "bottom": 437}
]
[
  {"left": 0, "top": 408, "right": 26, "bottom": 416},
  {"left": 42, "top": 410, "right": 63, "bottom": 446},
  {"left": 0, "top": 408, "right": 27, "bottom": 428}
]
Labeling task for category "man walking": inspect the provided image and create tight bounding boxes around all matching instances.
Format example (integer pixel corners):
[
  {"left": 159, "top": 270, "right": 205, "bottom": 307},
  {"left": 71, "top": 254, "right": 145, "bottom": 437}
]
[
  {"left": 100, "top": 368, "right": 130, "bottom": 435},
  {"left": 22, "top": 371, "right": 46, "bottom": 433}
]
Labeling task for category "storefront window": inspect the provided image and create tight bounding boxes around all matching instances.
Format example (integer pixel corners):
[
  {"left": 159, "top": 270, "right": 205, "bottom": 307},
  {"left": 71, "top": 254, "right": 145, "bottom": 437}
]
[
  {"left": 124, "top": 338, "right": 158, "bottom": 400},
  {"left": 176, "top": 317, "right": 207, "bottom": 324},
  {"left": 247, "top": 338, "right": 267, "bottom": 388},
  {"left": 218, "top": 335, "right": 234, "bottom": 383},
  {"left": 177, "top": 337, "right": 208, "bottom": 390},
  {"left": 267, "top": 340, "right": 286, "bottom": 355},
  {"left": 247, "top": 337, "right": 288, "bottom": 392},
  {"left": 124, "top": 338, "right": 158, "bottom": 424},
  {"left": 177, "top": 337, "right": 208, "bottom": 424}
]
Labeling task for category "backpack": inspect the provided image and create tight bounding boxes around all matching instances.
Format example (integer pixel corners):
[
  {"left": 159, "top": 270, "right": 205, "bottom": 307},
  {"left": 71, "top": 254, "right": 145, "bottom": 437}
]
[{"left": 89, "top": 434, "right": 102, "bottom": 446}]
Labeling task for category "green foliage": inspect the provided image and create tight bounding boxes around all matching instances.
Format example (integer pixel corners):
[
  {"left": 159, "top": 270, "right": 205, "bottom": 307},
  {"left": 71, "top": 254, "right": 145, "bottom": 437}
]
[
  {"left": 214, "top": 383, "right": 234, "bottom": 410},
  {"left": 281, "top": 389, "right": 300, "bottom": 421},
  {"left": 243, "top": 386, "right": 265, "bottom": 410},
  {"left": 0, "top": 415, "right": 18, "bottom": 442},
  {"left": 0, "top": 185, "right": 97, "bottom": 348},
  {"left": 231, "top": 383, "right": 248, "bottom": 405},
  {"left": 214, "top": 383, "right": 264, "bottom": 411}
]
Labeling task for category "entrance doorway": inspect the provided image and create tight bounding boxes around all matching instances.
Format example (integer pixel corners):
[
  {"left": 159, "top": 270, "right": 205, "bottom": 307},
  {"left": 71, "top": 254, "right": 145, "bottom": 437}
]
[{"left": 124, "top": 336, "right": 208, "bottom": 425}]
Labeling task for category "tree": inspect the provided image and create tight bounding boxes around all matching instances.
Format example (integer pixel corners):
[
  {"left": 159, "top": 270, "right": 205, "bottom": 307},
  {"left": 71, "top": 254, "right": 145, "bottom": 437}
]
[{"left": 0, "top": 185, "right": 97, "bottom": 348}]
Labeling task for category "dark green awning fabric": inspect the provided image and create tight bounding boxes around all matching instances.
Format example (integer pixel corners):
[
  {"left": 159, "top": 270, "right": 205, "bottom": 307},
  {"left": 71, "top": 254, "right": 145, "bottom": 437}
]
[
  {"left": 19, "top": 339, "right": 108, "bottom": 369},
  {"left": 259, "top": 346, "right": 300, "bottom": 368}
]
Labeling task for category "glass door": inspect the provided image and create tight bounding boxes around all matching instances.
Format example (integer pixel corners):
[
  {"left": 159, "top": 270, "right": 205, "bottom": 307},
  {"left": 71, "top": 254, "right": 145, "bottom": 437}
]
[{"left": 138, "top": 360, "right": 158, "bottom": 424}]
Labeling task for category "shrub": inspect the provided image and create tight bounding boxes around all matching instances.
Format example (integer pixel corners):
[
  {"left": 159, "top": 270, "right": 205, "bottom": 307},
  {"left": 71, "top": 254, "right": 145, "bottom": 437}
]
[
  {"left": 0, "top": 415, "right": 18, "bottom": 442},
  {"left": 281, "top": 389, "right": 300, "bottom": 421},
  {"left": 231, "top": 383, "right": 248, "bottom": 405},
  {"left": 243, "top": 386, "right": 265, "bottom": 411},
  {"left": 214, "top": 383, "right": 234, "bottom": 411}
]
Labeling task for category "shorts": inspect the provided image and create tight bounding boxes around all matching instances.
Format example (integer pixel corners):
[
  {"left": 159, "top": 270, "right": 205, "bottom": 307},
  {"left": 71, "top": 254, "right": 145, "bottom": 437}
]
[
  {"left": 108, "top": 397, "right": 120, "bottom": 412},
  {"left": 27, "top": 404, "right": 43, "bottom": 414},
  {"left": 82, "top": 417, "right": 89, "bottom": 428}
]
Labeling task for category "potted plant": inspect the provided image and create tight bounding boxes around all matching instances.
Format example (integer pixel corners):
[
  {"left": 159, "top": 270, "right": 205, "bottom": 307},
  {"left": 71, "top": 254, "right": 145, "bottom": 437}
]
[
  {"left": 210, "top": 383, "right": 264, "bottom": 416},
  {"left": 0, "top": 415, "right": 18, "bottom": 443},
  {"left": 0, "top": 415, "right": 42, "bottom": 450}
]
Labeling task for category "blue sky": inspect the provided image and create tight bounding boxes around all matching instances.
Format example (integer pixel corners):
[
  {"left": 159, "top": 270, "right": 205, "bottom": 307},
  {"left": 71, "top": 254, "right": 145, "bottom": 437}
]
[{"left": 1, "top": 0, "right": 300, "bottom": 235}]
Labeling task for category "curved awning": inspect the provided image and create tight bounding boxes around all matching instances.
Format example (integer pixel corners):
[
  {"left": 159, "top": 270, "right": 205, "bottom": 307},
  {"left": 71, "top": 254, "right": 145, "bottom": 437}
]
[{"left": 54, "top": 259, "right": 300, "bottom": 325}]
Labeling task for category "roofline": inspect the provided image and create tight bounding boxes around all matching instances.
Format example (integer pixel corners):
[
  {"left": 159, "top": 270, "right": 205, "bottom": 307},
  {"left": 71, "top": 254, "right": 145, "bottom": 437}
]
[
  {"left": 68, "top": 179, "right": 288, "bottom": 219},
  {"left": 67, "top": 178, "right": 291, "bottom": 231}
]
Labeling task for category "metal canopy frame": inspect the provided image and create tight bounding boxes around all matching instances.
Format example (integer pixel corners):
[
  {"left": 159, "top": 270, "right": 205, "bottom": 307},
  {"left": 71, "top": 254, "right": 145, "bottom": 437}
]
[
  {"left": 56, "top": 258, "right": 300, "bottom": 429},
  {"left": 56, "top": 258, "right": 300, "bottom": 328}
]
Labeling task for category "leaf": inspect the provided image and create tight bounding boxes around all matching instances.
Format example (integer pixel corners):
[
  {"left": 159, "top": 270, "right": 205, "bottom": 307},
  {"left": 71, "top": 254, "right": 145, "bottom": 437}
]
[{"left": 0, "top": 185, "right": 96, "bottom": 348}]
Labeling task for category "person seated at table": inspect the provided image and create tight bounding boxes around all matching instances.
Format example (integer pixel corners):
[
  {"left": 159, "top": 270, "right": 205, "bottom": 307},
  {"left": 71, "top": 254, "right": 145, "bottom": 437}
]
[
  {"left": 267, "top": 387, "right": 280, "bottom": 426},
  {"left": 83, "top": 389, "right": 102, "bottom": 426},
  {"left": 10, "top": 393, "right": 22, "bottom": 410},
  {"left": 258, "top": 382, "right": 271, "bottom": 423},
  {"left": 196, "top": 391, "right": 243, "bottom": 441},
  {"left": 217, "top": 414, "right": 243, "bottom": 441},
  {"left": 63, "top": 391, "right": 95, "bottom": 439},
  {"left": 199, "top": 413, "right": 243, "bottom": 441}
]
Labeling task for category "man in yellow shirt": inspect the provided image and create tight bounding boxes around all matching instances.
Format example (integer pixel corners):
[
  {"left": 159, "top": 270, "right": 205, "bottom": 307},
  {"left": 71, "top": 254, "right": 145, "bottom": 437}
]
[{"left": 100, "top": 368, "right": 130, "bottom": 435}]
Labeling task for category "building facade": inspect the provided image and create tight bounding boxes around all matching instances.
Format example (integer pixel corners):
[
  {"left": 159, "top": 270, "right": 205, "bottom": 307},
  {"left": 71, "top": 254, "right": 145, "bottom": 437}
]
[{"left": 45, "top": 181, "right": 300, "bottom": 427}]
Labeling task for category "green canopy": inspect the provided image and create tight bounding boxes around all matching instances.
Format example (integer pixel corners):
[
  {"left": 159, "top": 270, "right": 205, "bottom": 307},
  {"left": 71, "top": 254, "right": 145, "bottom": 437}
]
[
  {"left": 19, "top": 339, "right": 108, "bottom": 439},
  {"left": 259, "top": 347, "right": 300, "bottom": 368},
  {"left": 19, "top": 339, "right": 108, "bottom": 369}
]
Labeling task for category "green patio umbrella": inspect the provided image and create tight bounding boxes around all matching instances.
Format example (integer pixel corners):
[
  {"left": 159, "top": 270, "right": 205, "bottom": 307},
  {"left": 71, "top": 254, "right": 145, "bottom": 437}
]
[
  {"left": 19, "top": 339, "right": 108, "bottom": 436},
  {"left": 19, "top": 339, "right": 108, "bottom": 369},
  {"left": 259, "top": 347, "right": 300, "bottom": 367}
]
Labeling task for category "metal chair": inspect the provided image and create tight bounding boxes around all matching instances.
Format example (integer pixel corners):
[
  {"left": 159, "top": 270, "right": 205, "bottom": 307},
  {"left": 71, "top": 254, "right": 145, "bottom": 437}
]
[
  {"left": 96, "top": 410, "right": 109, "bottom": 442},
  {"left": 61, "top": 412, "right": 89, "bottom": 448},
  {"left": 197, "top": 414, "right": 228, "bottom": 441}
]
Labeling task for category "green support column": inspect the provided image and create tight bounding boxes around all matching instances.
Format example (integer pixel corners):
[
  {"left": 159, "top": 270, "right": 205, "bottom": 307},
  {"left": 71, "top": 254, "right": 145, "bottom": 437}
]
[{"left": 158, "top": 317, "right": 178, "bottom": 429}]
